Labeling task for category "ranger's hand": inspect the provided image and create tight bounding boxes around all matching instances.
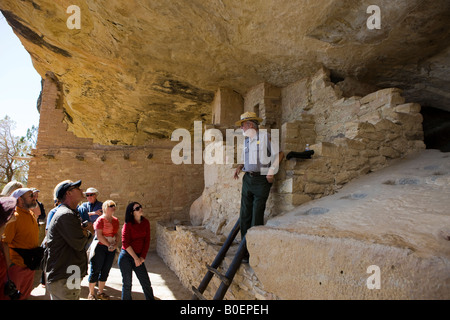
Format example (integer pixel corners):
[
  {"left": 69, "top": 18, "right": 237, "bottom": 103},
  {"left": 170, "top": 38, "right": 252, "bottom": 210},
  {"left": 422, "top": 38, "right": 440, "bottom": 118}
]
[{"left": 234, "top": 165, "right": 243, "bottom": 180}]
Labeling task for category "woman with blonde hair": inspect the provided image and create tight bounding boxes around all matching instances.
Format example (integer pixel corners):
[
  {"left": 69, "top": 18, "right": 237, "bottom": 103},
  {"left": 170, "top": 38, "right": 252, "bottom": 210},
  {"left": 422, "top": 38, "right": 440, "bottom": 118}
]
[
  {"left": 1, "top": 181, "right": 23, "bottom": 196},
  {"left": 87, "top": 200, "right": 119, "bottom": 300}
]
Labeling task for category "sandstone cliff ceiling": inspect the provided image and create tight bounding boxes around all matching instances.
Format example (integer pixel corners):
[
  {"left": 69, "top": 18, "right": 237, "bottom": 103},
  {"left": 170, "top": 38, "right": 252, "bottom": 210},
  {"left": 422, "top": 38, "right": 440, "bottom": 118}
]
[{"left": 1, "top": 0, "right": 449, "bottom": 145}]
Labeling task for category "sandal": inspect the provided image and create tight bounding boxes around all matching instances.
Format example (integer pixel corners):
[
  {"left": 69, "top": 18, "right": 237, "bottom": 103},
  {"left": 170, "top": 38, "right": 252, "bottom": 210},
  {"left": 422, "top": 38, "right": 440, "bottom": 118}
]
[
  {"left": 97, "top": 292, "right": 110, "bottom": 300},
  {"left": 88, "top": 293, "right": 96, "bottom": 300}
]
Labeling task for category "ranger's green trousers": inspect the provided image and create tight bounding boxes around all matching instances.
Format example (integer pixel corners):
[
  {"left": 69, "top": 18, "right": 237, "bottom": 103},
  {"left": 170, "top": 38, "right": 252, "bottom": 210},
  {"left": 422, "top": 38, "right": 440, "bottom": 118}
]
[{"left": 239, "top": 173, "right": 273, "bottom": 238}]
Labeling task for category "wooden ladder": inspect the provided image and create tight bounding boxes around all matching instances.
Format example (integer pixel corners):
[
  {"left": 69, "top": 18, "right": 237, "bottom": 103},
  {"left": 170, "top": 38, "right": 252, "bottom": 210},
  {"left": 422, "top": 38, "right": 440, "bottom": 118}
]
[{"left": 191, "top": 219, "right": 248, "bottom": 300}]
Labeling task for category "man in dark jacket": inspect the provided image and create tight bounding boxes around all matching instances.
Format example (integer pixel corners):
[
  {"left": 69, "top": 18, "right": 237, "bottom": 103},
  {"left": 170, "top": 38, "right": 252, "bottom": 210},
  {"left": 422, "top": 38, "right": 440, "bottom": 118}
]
[{"left": 44, "top": 180, "right": 91, "bottom": 300}]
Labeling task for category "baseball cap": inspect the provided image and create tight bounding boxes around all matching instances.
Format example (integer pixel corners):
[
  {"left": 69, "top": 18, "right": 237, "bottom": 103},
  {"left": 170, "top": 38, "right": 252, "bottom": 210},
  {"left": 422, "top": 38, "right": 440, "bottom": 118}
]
[
  {"left": 55, "top": 180, "right": 82, "bottom": 200},
  {"left": 10, "top": 188, "right": 33, "bottom": 199}
]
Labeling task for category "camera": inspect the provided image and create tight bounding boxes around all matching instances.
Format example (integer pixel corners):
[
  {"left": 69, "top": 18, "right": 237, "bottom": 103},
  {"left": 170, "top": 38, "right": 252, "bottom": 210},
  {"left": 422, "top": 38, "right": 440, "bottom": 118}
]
[
  {"left": 82, "top": 220, "right": 89, "bottom": 228},
  {"left": 4, "top": 280, "right": 21, "bottom": 300}
]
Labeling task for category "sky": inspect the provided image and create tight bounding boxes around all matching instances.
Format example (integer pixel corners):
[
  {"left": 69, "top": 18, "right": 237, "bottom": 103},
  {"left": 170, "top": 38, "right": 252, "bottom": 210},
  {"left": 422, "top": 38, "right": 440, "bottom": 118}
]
[{"left": 0, "top": 11, "right": 42, "bottom": 137}]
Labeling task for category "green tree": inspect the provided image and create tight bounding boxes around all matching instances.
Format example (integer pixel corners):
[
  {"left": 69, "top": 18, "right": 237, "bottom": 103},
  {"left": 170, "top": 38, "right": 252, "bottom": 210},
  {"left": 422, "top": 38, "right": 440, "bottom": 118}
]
[{"left": 0, "top": 116, "right": 36, "bottom": 189}]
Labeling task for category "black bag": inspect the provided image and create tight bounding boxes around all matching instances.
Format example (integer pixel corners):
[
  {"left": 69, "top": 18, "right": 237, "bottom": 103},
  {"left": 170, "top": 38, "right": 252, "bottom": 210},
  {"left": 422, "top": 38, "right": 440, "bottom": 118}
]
[
  {"left": 13, "top": 247, "right": 45, "bottom": 270},
  {"left": 286, "top": 150, "right": 315, "bottom": 160}
]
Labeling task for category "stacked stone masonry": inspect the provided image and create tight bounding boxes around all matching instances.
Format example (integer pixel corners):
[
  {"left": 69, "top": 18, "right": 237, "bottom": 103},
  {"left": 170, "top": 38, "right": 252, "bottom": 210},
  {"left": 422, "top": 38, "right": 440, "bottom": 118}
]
[
  {"left": 189, "top": 67, "right": 425, "bottom": 235},
  {"left": 158, "top": 67, "right": 427, "bottom": 299},
  {"left": 28, "top": 73, "right": 205, "bottom": 248},
  {"left": 157, "top": 222, "right": 278, "bottom": 300},
  {"left": 279, "top": 85, "right": 425, "bottom": 212}
]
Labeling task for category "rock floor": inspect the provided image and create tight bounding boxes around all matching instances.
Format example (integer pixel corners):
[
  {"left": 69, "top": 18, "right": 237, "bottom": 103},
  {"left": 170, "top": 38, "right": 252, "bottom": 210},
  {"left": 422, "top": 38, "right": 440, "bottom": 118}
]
[{"left": 28, "top": 250, "right": 191, "bottom": 300}]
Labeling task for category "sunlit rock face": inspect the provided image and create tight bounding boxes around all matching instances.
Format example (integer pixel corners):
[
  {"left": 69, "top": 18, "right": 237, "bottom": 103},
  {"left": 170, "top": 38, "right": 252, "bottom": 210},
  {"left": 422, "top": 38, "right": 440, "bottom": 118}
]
[{"left": 1, "top": 0, "right": 449, "bottom": 145}]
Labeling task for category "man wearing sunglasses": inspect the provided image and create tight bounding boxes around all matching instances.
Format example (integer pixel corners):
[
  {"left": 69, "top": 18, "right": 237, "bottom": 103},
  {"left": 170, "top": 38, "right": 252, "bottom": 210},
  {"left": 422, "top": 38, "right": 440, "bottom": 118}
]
[
  {"left": 2, "top": 188, "right": 39, "bottom": 299},
  {"left": 78, "top": 187, "right": 103, "bottom": 228}
]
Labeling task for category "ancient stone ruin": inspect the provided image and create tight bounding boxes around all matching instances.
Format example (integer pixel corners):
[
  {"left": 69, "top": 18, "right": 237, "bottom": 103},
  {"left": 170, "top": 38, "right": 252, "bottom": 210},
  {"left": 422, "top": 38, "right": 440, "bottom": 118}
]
[
  {"left": 1, "top": 0, "right": 449, "bottom": 299},
  {"left": 157, "top": 68, "right": 449, "bottom": 299}
]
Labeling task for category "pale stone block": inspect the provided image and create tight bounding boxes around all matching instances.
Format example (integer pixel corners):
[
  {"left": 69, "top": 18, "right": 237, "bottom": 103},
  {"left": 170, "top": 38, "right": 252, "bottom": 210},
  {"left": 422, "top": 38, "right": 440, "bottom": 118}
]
[
  {"left": 359, "top": 131, "right": 385, "bottom": 141},
  {"left": 300, "top": 129, "right": 317, "bottom": 141},
  {"left": 343, "top": 156, "right": 369, "bottom": 171},
  {"left": 380, "top": 147, "right": 400, "bottom": 159},
  {"left": 281, "top": 121, "right": 299, "bottom": 133},
  {"left": 361, "top": 149, "right": 379, "bottom": 158},
  {"left": 281, "top": 126, "right": 299, "bottom": 140},
  {"left": 343, "top": 148, "right": 361, "bottom": 157},
  {"left": 358, "top": 122, "right": 376, "bottom": 133},
  {"left": 369, "top": 155, "right": 387, "bottom": 166},
  {"left": 282, "top": 142, "right": 301, "bottom": 153},
  {"left": 292, "top": 193, "right": 312, "bottom": 205},
  {"left": 395, "top": 103, "right": 421, "bottom": 114},
  {"left": 300, "top": 113, "right": 316, "bottom": 123},
  {"left": 346, "top": 139, "right": 366, "bottom": 150},
  {"left": 300, "top": 123, "right": 316, "bottom": 130},
  {"left": 303, "top": 157, "right": 327, "bottom": 170},
  {"left": 374, "top": 119, "right": 399, "bottom": 132},
  {"left": 305, "top": 171, "right": 335, "bottom": 184},
  {"left": 359, "top": 110, "right": 381, "bottom": 124},
  {"left": 360, "top": 88, "right": 403, "bottom": 105},
  {"left": 304, "top": 183, "right": 326, "bottom": 194},
  {"left": 335, "top": 170, "right": 358, "bottom": 185},
  {"left": 389, "top": 92, "right": 406, "bottom": 105},
  {"left": 345, "top": 122, "right": 377, "bottom": 140},
  {"left": 283, "top": 137, "right": 302, "bottom": 145},
  {"left": 310, "top": 142, "right": 340, "bottom": 158},
  {"left": 359, "top": 91, "right": 378, "bottom": 105},
  {"left": 278, "top": 178, "right": 294, "bottom": 194}
]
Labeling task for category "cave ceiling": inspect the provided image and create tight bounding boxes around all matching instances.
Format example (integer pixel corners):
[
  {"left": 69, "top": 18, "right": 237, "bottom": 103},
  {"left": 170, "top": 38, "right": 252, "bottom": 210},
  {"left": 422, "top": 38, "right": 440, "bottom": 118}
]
[{"left": 1, "top": 0, "right": 449, "bottom": 145}]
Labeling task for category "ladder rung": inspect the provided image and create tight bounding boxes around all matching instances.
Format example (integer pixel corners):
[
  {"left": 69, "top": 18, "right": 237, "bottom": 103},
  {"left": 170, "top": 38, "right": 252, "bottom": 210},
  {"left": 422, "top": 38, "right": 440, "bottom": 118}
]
[
  {"left": 206, "top": 264, "right": 231, "bottom": 286},
  {"left": 191, "top": 218, "right": 241, "bottom": 300},
  {"left": 191, "top": 286, "right": 207, "bottom": 300}
]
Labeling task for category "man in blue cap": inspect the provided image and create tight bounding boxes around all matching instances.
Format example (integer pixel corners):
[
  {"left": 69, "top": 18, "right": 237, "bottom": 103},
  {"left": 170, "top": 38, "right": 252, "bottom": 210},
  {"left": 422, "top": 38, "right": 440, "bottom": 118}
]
[{"left": 44, "top": 180, "right": 92, "bottom": 300}]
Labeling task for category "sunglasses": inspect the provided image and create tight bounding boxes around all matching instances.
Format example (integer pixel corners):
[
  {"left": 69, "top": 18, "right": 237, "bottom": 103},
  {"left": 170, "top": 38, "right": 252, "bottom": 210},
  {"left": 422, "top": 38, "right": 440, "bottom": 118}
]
[
  {"left": 86, "top": 194, "right": 96, "bottom": 197},
  {"left": 133, "top": 205, "right": 142, "bottom": 212},
  {"left": 108, "top": 204, "right": 116, "bottom": 208}
]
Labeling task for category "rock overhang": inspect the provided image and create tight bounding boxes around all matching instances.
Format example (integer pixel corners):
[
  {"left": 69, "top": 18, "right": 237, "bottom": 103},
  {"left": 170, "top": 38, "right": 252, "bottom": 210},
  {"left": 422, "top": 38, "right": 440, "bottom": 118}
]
[{"left": 1, "top": 0, "right": 449, "bottom": 145}]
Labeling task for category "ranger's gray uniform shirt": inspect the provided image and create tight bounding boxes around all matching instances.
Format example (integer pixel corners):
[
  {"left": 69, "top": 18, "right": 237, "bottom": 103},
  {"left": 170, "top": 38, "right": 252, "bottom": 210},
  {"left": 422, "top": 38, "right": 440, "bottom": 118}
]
[{"left": 242, "top": 130, "right": 272, "bottom": 173}]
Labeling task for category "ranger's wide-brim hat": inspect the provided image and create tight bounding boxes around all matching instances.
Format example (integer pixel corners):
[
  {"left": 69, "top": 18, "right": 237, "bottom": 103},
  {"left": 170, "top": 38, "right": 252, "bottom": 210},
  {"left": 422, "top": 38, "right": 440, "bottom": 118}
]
[
  {"left": 84, "top": 187, "right": 99, "bottom": 196},
  {"left": 235, "top": 111, "right": 263, "bottom": 126}
]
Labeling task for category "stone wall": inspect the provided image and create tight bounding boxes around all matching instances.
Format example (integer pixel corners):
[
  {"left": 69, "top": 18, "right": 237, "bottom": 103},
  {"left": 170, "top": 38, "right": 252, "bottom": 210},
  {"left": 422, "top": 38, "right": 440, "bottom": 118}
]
[
  {"left": 27, "top": 73, "right": 204, "bottom": 248},
  {"left": 156, "top": 66, "right": 427, "bottom": 299},
  {"left": 244, "top": 83, "right": 282, "bottom": 129},
  {"left": 156, "top": 222, "right": 277, "bottom": 300},
  {"left": 188, "top": 67, "right": 425, "bottom": 235},
  {"left": 277, "top": 68, "right": 425, "bottom": 212}
]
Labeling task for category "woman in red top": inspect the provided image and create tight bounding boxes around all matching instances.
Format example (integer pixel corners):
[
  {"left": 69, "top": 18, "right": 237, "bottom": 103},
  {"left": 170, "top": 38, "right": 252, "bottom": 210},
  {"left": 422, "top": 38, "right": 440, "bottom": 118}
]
[
  {"left": 88, "top": 200, "right": 120, "bottom": 300},
  {"left": 118, "top": 202, "right": 155, "bottom": 300}
]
